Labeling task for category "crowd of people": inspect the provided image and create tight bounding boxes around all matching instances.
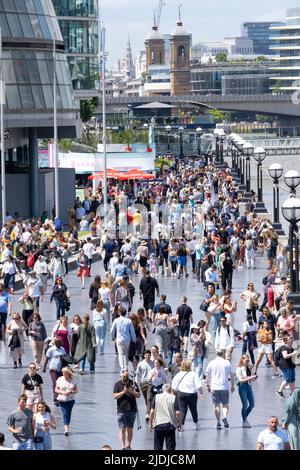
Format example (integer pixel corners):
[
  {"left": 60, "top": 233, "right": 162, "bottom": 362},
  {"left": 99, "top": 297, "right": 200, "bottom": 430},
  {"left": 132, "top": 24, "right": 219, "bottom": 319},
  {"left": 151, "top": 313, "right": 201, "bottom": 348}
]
[{"left": 0, "top": 154, "right": 299, "bottom": 451}]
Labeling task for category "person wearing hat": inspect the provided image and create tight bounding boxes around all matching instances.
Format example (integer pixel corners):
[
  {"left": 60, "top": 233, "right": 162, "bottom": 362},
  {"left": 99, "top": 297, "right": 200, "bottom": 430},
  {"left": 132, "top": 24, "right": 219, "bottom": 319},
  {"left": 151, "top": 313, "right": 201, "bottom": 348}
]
[{"left": 136, "top": 240, "right": 149, "bottom": 274}]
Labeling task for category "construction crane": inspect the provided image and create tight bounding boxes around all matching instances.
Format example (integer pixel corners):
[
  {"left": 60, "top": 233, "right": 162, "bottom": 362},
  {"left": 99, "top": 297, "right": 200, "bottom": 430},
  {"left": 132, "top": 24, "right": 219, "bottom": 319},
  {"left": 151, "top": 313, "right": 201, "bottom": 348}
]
[{"left": 155, "top": 0, "right": 165, "bottom": 28}]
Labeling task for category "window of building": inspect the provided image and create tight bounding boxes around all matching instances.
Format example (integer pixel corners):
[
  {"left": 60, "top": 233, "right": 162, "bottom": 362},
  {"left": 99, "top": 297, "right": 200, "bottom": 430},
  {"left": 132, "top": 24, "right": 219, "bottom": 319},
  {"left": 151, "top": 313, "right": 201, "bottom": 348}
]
[{"left": 178, "top": 45, "right": 185, "bottom": 60}]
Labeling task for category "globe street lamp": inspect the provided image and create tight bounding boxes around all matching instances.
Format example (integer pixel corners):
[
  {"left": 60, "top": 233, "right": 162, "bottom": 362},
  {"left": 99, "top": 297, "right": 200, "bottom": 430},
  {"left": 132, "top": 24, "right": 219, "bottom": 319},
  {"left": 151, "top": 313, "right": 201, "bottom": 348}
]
[
  {"left": 284, "top": 170, "right": 300, "bottom": 196},
  {"left": 243, "top": 142, "right": 254, "bottom": 200},
  {"left": 269, "top": 163, "right": 284, "bottom": 235},
  {"left": 165, "top": 125, "right": 171, "bottom": 153},
  {"left": 178, "top": 126, "right": 184, "bottom": 159},
  {"left": 253, "top": 146, "right": 267, "bottom": 213},
  {"left": 282, "top": 197, "right": 300, "bottom": 308},
  {"left": 196, "top": 127, "right": 202, "bottom": 157}
]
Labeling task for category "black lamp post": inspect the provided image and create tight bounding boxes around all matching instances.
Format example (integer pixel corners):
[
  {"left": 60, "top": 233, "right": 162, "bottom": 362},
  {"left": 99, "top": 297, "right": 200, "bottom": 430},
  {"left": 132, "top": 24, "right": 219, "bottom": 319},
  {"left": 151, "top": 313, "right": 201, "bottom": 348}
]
[
  {"left": 242, "top": 142, "right": 254, "bottom": 201},
  {"left": 218, "top": 129, "right": 225, "bottom": 166},
  {"left": 235, "top": 137, "right": 246, "bottom": 191},
  {"left": 253, "top": 146, "right": 267, "bottom": 213},
  {"left": 179, "top": 126, "right": 184, "bottom": 159},
  {"left": 268, "top": 163, "right": 285, "bottom": 235},
  {"left": 165, "top": 125, "right": 171, "bottom": 153},
  {"left": 282, "top": 196, "right": 300, "bottom": 312},
  {"left": 196, "top": 127, "right": 202, "bottom": 157},
  {"left": 213, "top": 129, "right": 220, "bottom": 164}
]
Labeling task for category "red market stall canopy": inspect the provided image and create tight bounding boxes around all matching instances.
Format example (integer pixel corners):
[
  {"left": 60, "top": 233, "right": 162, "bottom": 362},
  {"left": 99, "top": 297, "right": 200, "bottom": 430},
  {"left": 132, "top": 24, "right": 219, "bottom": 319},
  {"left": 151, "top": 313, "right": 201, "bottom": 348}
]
[
  {"left": 119, "top": 169, "right": 155, "bottom": 180},
  {"left": 88, "top": 169, "right": 123, "bottom": 180}
]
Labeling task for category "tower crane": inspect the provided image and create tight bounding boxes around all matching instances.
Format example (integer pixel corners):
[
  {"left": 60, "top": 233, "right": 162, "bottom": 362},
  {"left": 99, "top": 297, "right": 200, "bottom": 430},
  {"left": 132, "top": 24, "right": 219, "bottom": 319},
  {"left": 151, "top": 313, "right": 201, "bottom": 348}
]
[{"left": 155, "top": 0, "right": 165, "bottom": 28}]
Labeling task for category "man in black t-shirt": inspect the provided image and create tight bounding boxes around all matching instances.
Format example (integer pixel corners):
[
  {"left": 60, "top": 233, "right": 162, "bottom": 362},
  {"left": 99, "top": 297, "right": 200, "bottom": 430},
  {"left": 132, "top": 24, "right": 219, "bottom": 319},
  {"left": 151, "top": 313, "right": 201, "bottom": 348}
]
[
  {"left": 276, "top": 334, "right": 299, "bottom": 398},
  {"left": 139, "top": 270, "right": 160, "bottom": 319},
  {"left": 176, "top": 296, "right": 193, "bottom": 355},
  {"left": 113, "top": 368, "right": 141, "bottom": 450}
]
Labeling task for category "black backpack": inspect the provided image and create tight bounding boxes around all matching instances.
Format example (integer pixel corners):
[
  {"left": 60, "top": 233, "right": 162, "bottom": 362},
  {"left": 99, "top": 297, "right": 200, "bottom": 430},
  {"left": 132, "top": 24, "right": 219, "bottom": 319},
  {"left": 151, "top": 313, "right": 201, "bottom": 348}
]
[
  {"left": 274, "top": 347, "right": 283, "bottom": 367},
  {"left": 218, "top": 325, "right": 231, "bottom": 337}
]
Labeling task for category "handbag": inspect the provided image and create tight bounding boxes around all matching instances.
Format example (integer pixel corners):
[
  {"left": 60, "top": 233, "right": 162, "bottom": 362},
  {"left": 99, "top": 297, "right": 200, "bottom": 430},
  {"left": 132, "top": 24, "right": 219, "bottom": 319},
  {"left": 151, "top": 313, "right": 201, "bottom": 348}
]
[
  {"left": 200, "top": 300, "right": 209, "bottom": 312},
  {"left": 33, "top": 436, "right": 44, "bottom": 444}
]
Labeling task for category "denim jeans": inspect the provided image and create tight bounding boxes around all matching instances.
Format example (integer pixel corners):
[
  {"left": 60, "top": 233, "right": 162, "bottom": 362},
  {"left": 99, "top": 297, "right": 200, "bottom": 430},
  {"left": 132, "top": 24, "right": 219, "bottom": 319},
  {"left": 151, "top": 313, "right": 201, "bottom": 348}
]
[
  {"left": 34, "top": 430, "right": 52, "bottom": 450},
  {"left": 12, "top": 439, "right": 33, "bottom": 450},
  {"left": 80, "top": 356, "right": 95, "bottom": 372},
  {"left": 166, "top": 347, "right": 181, "bottom": 366},
  {"left": 238, "top": 384, "right": 255, "bottom": 420},
  {"left": 193, "top": 354, "right": 204, "bottom": 379},
  {"left": 211, "top": 312, "right": 222, "bottom": 339},
  {"left": 95, "top": 322, "right": 106, "bottom": 354},
  {"left": 59, "top": 400, "right": 75, "bottom": 425},
  {"left": 54, "top": 298, "right": 65, "bottom": 320}
]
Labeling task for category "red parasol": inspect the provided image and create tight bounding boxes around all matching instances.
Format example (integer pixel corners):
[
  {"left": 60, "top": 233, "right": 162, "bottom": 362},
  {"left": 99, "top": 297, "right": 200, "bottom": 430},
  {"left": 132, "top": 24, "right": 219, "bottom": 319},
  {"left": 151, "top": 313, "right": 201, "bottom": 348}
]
[
  {"left": 121, "top": 169, "right": 155, "bottom": 180},
  {"left": 88, "top": 169, "right": 123, "bottom": 180}
]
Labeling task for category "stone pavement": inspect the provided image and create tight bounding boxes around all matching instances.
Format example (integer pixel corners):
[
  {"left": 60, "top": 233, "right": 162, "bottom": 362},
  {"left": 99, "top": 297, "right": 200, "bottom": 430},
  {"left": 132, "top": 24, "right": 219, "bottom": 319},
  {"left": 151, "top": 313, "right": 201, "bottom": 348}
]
[{"left": 0, "top": 248, "right": 298, "bottom": 451}]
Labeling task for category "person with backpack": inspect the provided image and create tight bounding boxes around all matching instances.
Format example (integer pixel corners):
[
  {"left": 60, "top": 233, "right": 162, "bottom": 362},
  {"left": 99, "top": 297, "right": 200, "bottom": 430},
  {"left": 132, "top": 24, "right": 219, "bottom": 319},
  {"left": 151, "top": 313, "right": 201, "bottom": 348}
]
[
  {"left": 275, "top": 333, "right": 299, "bottom": 398},
  {"left": 214, "top": 317, "right": 234, "bottom": 362},
  {"left": 115, "top": 279, "right": 132, "bottom": 315}
]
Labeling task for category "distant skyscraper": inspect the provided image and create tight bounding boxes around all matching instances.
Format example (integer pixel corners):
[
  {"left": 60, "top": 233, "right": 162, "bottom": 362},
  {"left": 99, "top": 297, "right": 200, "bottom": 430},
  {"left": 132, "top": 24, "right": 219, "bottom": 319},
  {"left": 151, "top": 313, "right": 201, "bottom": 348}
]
[
  {"left": 52, "top": 0, "right": 99, "bottom": 93},
  {"left": 242, "top": 21, "right": 283, "bottom": 55},
  {"left": 270, "top": 8, "right": 300, "bottom": 92}
]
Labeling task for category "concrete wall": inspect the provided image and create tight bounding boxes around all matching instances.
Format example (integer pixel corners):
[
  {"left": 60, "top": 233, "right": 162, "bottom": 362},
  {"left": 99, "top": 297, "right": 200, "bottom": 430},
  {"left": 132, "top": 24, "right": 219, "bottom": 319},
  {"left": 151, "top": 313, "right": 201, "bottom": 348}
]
[{"left": 1, "top": 169, "right": 75, "bottom": 226}]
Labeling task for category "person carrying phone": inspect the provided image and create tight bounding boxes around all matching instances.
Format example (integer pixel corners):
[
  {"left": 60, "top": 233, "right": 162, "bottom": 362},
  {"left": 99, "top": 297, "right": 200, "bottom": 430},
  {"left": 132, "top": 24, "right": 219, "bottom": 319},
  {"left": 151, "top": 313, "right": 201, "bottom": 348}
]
[
  {"left": 7, "top": 395, "right": 34, "bottom": 450},
  {"left": 113, "top": 368, "right": 141, "bottom": 450}
]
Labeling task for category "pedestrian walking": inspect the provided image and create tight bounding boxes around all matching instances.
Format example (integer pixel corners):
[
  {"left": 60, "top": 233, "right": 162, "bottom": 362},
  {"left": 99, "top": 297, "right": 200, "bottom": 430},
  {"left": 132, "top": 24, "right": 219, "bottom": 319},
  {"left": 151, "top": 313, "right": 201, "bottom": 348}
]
[
  {"left": 256, "top": 416, "right": 290, "bottom": 450},
  {"left": 21, "top": 363, "right": 44, "bottom": 413},
  {"left": 55, "top": 367, "right": 78, "bottom": 436},
  {"left": 235, "top": 354, "right": 257, "bottom": 428},
  {"left": 33, "top": 401, "right": 56, "bottom": 450},
  {"left": 7, "top": 395, "right": 34, "bottom": 450},
  {"left": 74, "top": 314, "right": 97, "bottom": 374},
  {"left": 149, "top": 383, "right": 183, "bottom": 450},
  {"left": 111, "top": 308, "right": 136, "bottom": 370}
]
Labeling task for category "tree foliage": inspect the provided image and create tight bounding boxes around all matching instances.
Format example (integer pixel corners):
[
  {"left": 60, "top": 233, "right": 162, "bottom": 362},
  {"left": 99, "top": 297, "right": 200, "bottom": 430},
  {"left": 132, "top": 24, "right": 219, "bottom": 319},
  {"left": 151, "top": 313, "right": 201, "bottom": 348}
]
[
  {"left": 208, "top": 109, "right": 226, "bottom": 123},
  {"left": 215, "top": 52, "right": 228, "bottom": 63},
  {"left": 80, "top": 97, "right": 99, "bottom": 123}
]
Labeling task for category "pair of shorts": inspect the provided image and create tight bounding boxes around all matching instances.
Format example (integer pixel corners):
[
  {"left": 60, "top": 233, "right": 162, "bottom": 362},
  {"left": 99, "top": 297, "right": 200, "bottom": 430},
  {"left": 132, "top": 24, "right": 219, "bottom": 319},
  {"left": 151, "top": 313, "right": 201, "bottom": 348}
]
[
  {"left": 117, "top": 411, "right": 136, "bottom": 429},
  {"left": 179, "top": 325, "right": 190, "bottom": 338},
  {"left": 177, "top": 256, "right": 187, "bottom": 267},
  {"left": 25, "top": 390, "right": 41, "bottom": 405},
  {"left": 211, "top": 390, "right": 229, "bottom": 406},
  {"left": 281, "top": 368, "right": 295, "bottom": 384},
  {"left": 143, "top": 298, "right": 155, "bottom": 311},
  {"left": 258, "top": 344, "right": 273, "bottom": 355}
]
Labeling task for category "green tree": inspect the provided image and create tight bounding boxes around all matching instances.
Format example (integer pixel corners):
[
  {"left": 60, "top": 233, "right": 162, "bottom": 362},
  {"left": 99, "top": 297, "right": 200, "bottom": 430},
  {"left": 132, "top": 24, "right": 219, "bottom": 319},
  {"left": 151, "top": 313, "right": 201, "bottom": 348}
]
[
  {"left": 58, "top": 139, "right": 73, "bottom": 153},
  {"left": 215, "top": 52, "right": 228, "bottom": 63},
  {"left": 208, "top": 109, "right": 226, "bottom": 123},
  {"left": 155, "top": 157, "right": 173, "bottom": 176},
  {"left": 80, "top": 97, "right": 99, "bottom": 123},
  {"left": 255, "top": 56, "right": 269, "bottom": 63}
]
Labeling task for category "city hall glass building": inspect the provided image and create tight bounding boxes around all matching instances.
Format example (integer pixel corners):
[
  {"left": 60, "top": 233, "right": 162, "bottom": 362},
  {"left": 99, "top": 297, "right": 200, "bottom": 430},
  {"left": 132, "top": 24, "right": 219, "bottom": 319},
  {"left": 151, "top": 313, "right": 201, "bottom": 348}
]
[
  {"left": 0, "top": 0, "right": 79, "bottom": 219},
  {"left": 52, "top": 0, "right": 99, "bottom": 92}
]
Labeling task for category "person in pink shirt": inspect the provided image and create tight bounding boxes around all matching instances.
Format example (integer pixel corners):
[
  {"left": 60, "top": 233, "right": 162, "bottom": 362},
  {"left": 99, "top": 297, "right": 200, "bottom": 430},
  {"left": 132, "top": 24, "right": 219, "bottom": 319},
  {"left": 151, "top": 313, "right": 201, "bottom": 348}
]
[{"left": 276, "top": 307, "right": 295, "bottom": 337}]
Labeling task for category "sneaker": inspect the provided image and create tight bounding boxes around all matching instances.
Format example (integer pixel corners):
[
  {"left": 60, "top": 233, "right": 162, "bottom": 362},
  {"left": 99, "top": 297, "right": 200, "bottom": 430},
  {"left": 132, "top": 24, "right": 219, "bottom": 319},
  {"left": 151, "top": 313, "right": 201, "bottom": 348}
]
[
  {"left": 242, "top": 420, "right": 251, "bottom": 428},
  {"left": 126, "top": 446, "right": 131, "bottom": 450},
  {"left": 64, "top": 431, "right": 69, "bottom": 436},
  {"left": 193, "top": 423, "right": 199, "bottom": 430},
  {"left": 215, "top": 423, "right": 222, "bottom": 430},
  {"left": 222, "top": 418, "right": 229, "bottom": 428},
  {"left": 276, "top": 390, "right": 285, "bottom": 398},
  {"left": 272, "top": 373, "right": 281, "bottom": 379}
]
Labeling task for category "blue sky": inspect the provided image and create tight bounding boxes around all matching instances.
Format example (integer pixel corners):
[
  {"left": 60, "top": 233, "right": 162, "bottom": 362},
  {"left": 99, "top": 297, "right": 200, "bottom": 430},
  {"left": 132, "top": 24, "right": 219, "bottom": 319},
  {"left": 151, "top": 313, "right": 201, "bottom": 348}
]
[{"left": 100, "top": 0, "right": 299, "bottom": 67}]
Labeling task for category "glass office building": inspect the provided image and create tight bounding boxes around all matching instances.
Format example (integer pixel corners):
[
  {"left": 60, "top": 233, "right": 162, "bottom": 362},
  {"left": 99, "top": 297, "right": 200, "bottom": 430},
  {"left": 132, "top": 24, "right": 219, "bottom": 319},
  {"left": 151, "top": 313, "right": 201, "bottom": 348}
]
[
  {"left": 242, "top": 22, "right": 283, "bottom": 55},
  {"left": 191, "top": 62, "right": 274, "bottom": 96},
  {"left": 270, "top": 8, "right": 300, "bottom": 92},
  {"left": 52, "top": 0, "right": 99, "bottom": 91}
]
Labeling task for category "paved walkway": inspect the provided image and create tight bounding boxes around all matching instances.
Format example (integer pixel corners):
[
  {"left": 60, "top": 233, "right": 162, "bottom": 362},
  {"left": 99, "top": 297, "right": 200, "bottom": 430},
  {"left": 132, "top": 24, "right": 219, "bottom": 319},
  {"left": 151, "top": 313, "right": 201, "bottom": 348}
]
[{"left": 0, "top": 247, "right": 297, "bottom": 450}]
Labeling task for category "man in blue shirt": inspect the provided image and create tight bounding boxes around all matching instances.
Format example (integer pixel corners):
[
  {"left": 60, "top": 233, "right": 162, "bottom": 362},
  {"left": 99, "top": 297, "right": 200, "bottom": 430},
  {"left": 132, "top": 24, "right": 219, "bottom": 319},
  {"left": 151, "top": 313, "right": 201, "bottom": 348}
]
[
  {"left": 0, "top": 284, "right": 12, "bottom": 341},
  {"left": 153, "top": 295, "right": 172, "bottom": 316},
  {"left": 111, "top": 308, "right": 136, "bottom": 370}
]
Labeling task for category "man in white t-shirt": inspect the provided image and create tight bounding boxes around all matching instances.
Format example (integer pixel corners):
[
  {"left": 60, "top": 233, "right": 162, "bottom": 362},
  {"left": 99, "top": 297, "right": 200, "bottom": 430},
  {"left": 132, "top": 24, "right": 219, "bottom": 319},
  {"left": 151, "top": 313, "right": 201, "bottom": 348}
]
[
  {"left": 83, "top": 238, "right": 95, "bottom": 276},
  {"left": 256, "top": 416, "right": 290, "bottom": 450},
  {"left": 206, "top": 350, "right": 234, "bottom": 430}
]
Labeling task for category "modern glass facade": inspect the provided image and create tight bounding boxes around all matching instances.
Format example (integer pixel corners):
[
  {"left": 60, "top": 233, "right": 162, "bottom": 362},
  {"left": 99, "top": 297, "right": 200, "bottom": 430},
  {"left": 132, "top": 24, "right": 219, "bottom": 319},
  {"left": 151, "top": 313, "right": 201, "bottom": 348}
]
[
  {"left": 270, "top": 9, "right": 300, "bottom": 92},
  {"left": 52, "top": 0, "right": 99, "bottom": 91},
  {"left": 191, "top": 63, "right": 274, "bottom": 96},
  {"left": 242, "top": 22, "right": 283, "bottom": 55},
  {"left": 0, "top": 0, "right": 76, "bottom": 113}
]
